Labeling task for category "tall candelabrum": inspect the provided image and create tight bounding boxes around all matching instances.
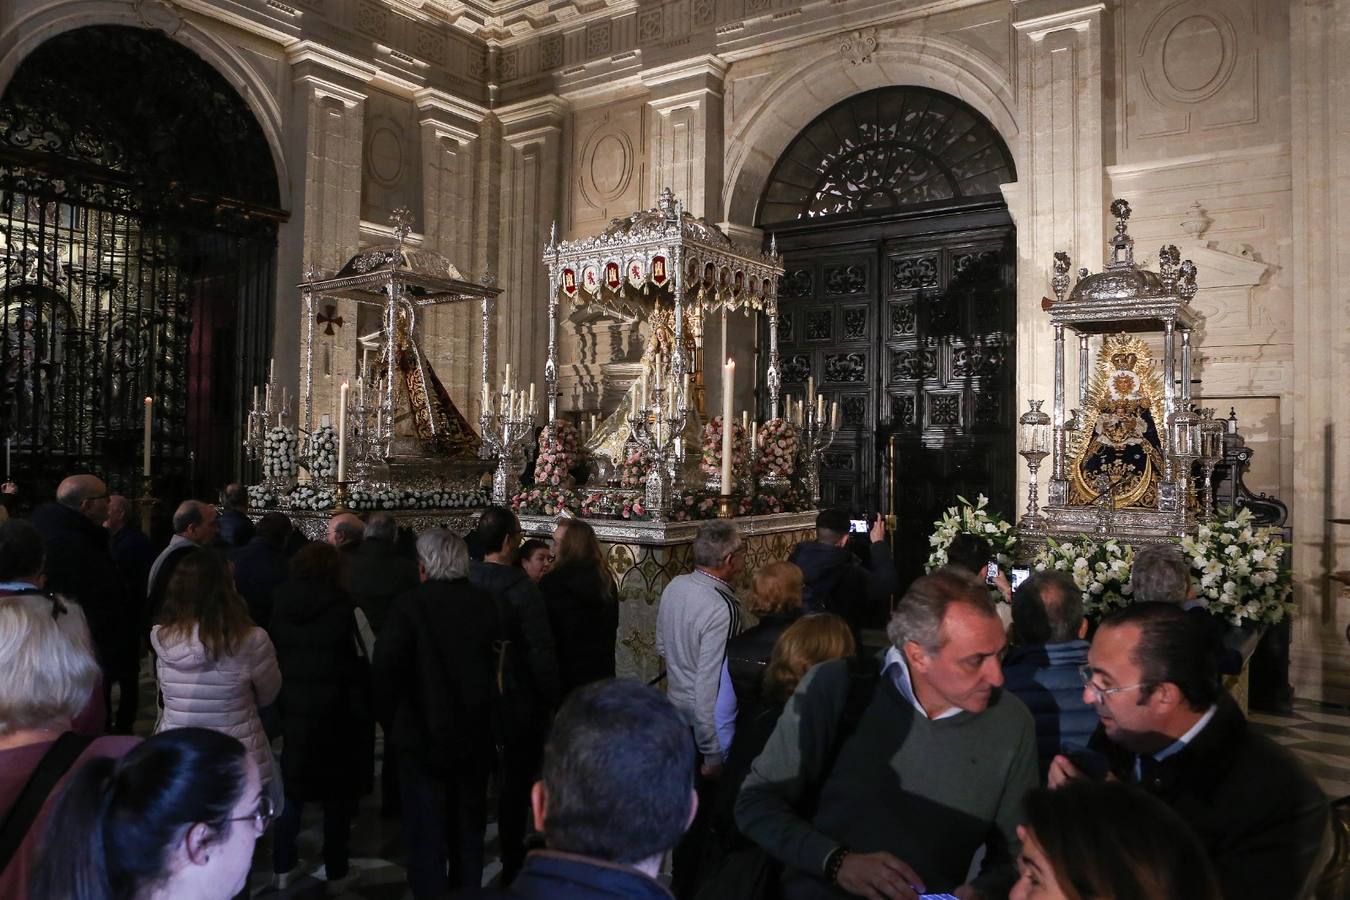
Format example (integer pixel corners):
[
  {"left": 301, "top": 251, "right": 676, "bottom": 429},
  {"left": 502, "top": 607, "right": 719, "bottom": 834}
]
[
  {"left": 1018, "top": 400, "right": 1051, "bottom": 529},
  {"left": 626, "top": 377, "right": 687, "bottom": 519},
  {"left": 797, "top": 393, "right": 840, "bottom": 507},
  {"left": 480, "top": 379, "right": 537, "bottom": 505},
  {"left": 1196, "top": 407, "right": 1226, "bottom": 520}
]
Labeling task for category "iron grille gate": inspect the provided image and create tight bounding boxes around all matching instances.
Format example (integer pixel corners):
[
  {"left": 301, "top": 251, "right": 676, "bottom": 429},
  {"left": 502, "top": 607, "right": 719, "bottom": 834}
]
[{"left": 0, "top": 25, "right": 281, "bottom": 505}]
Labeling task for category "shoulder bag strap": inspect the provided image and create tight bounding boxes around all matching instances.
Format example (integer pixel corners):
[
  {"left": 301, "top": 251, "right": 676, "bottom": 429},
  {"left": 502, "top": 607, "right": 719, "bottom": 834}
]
[{"left": 0, "top": 731, "right": 98, "bottom": 876}]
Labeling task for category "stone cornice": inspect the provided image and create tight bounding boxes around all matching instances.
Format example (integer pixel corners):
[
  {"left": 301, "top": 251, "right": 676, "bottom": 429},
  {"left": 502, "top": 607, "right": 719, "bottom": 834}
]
[
  {"left": 496, "top": 94, "right": 568, "bottom": 135},
  {"left": 1011, "top": 1, "right": 1105, "bottom": 38},
  {"left": 286, "top": 40, "right": 381, "bottom": 86}
]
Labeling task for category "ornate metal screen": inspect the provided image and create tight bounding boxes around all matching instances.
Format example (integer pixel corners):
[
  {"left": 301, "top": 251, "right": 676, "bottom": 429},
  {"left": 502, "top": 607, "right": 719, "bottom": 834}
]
[
  {"left": 0, "top": 26, "right": 282, "bottom": 500},
  {"left": 759, "top": 87, "right": 1015, "bottom": 226}
]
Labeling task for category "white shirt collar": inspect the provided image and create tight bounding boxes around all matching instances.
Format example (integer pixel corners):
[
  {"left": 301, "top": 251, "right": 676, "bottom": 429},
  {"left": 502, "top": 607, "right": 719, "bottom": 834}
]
[
  {"left": 1135, "top": 703, "right": 1219, "bottom": 778},
  {"left": 882, "top": 645, "right": 962, "bottom": 721}
]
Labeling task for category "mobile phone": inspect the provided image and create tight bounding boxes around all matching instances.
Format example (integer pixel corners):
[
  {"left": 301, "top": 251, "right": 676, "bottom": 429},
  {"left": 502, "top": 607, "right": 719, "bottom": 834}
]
[
  {"left": 1010, "top": 567, "right": 1030, "bottom": 591},
  {"left": 985, "top": 561, "right": 999, "bottom": 585},
  {"left": 920, "top": 894, "right": 962, "bottom": 900},
  {"left": 849, "top": 518, "right": 869, "bottom": 534}
]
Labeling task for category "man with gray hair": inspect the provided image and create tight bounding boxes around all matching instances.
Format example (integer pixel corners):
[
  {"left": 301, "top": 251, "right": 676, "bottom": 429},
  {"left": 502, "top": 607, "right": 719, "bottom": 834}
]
[
  {"left": 1129, "top": 544, "right": 1193, "bottom": 606},
  {"left": 737, "top": 569, "right": 1037, "bottom": 899},
  {"left": 374, "top": 527, "right": 504, "bottom": 894},
  {"left": 145, "top": 499, "right": 220, "bottom": 621},
  {"left": 655, "top": 518, "right": 744, "bottom": 893},
  {"left": 31, "top": 474, "right": 129, "bottom": 730}
]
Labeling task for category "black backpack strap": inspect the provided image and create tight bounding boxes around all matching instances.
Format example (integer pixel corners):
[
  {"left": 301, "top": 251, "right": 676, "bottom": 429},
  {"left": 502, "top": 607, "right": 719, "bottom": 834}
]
[{"left": 0, "top": 731, "right": 97, "bottom": 877}]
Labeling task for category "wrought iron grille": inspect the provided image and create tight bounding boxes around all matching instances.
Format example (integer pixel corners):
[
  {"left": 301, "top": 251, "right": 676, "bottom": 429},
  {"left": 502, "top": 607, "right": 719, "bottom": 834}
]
[
  {"left": 0, "top": 26, "right": 282, "bottom": 501},
  {"left": 759, "top": 87, "right": 1015, "bottom": 226}
]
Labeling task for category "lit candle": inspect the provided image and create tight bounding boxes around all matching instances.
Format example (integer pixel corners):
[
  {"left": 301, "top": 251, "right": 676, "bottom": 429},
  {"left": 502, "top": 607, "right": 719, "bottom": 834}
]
[
  {"left": 142, "top": 397, "right": 153, "bottom": 477},
  {"left": 831, "top": 401, "right": 839, "bottom": 431},
  {"left": 721, "top": 358, "right": 734, "bottom": 495},
  {"left": 337, "top": 381, "right": 349, "bottom": 482}
]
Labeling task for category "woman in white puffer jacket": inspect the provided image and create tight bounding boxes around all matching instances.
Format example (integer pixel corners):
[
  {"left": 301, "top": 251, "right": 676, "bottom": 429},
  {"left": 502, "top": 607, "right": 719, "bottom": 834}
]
[{"left": 151, "top": 547, "right": 282, "bottom": 797}]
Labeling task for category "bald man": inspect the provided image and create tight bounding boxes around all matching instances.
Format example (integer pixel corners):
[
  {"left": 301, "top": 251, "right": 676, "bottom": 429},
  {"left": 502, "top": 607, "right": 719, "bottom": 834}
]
[
  {"left": 146, "top": 500, "right": 221, "bottom": 621},
  {"left": 31, "top": 474, "right": 129, "bottom": 731},
  {"left": 327, "top": 512, "right": 365, "bottom": 555}
]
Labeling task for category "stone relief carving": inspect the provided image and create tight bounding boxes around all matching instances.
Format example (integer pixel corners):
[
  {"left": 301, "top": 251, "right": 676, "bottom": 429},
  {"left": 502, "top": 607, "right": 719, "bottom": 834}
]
[
  {"left": 500, "top": 50, "right": 519, "bottom": 81},
  {"left": 355, "top": 0, "right": 389, "bottom": 40},
  {"left": 839, "top": 27, "right": 878, "bottom": 66},
  {"left": 541, "top": 34, "right": 563, "bottom": 70},
  {"left": 639, "top": 7, "right": 664, "bottom": 43},
  {"left": 692, "top": 0, "right": 715, "bottom": 28},
  {"left": 415, "top": 27, "right": 445, "bottom": 64},
  {"left": 587, "top": 22, "right": 612, "bottom": 57}
]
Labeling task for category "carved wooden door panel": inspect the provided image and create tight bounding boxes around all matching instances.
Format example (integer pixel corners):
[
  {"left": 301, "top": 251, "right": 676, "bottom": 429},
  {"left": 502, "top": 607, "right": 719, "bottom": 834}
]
[
  {"left": 772, "top": 226, "right": 1015, "bottom": 585},
  {"left": 774, "top": 248, "right": 877, "bottom": 510},
  {"left": 885, "top": 228, "right": 1016, "bottom": 583}
]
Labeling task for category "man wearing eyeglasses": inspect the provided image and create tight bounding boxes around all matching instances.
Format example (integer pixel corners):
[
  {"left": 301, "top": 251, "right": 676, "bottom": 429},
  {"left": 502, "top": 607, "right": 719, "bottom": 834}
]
[{"left": 1050, "top": 601, "right": 1330, "bottom": 900}]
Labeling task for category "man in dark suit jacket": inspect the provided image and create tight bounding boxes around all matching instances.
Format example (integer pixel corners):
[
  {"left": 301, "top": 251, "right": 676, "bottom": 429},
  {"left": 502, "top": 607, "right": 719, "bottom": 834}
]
[
  {"left": 231, "top": 511, "right": 293, "bottom": 630},
  {"left": 1050, "top": 602, "right": 1330, "bottom": 900},
  {"left": 218, "top": 482, "right": 256, "bottom": 549}
]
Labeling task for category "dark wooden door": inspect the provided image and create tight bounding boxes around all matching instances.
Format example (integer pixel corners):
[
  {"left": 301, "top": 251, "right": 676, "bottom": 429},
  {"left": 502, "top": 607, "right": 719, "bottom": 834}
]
[{"left": 770, "top": 220, "right": 1016, "bottom": 585}]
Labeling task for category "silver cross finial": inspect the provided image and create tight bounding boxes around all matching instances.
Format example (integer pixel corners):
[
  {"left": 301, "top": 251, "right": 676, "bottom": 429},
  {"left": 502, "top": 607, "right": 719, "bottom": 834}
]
[{"left": 391, "top": 207, "right": 413, "bottom": 244}]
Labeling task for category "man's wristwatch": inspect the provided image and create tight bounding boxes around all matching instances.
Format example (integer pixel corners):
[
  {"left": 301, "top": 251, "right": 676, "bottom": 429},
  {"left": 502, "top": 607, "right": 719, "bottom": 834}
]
[{"left": 824, "top": 846, "right": 851, "bottom": 885}]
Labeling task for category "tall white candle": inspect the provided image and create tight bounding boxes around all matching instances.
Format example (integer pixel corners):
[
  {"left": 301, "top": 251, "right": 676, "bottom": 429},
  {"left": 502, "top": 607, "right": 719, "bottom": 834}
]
[
  {"left": 269, "top": 358, "right": 275, "bottom": 383},
  {"left": 721, "top": 359, "right": 734, "bottom": 495},
  {"left": 528, "top": 382, "right": 535, "bottom": 415},
  {"left": 142, "top": 397, "right": 153, "bottom": 477},
  {"left": 337, "top": 381, "right": 349, "bottom": 482},
  {"left": 482, "top": 380, "right": 490, "bottom": 413},
  {"left": 831, "top": 401, "right": 839, "bottom": 431},
  {"left": 504, "top": 363, "right": 512, "bottom": 392},
  {"left": 252, "top": 385, "right": 259, "bottom": 412},
  {"left": 750, "top": 421, "right": 758, "bottom": 454},
  {"left": 817, "top": 392, "right": 825, "bottom": 424},
  {"left": 742, "top": 410, "right": 749, "bottom": 434},
  {"left": 806, "top": 376, "right": 814, "bottom": 403}
]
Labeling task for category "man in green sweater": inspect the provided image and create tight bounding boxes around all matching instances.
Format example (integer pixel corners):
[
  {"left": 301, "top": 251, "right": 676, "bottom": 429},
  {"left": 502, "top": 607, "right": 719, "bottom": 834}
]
[{"left": 736, "top": 570, "right": 1037, "bottom": 900}]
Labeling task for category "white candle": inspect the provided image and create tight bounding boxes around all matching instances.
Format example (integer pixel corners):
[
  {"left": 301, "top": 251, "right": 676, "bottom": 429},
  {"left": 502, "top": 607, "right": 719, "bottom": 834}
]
[
  {"left": 482, "top": 380, "right": 490, "bottom": 413},
  {"left": 269, "top": 358, "right": 275, "bottom": 383},
  {"left": 806, "top": 376, "right": 814, "bottom": 403},
  {"left": 337, "top": 381, "right": 349, "bottom": 482},
  {"left": 590, "top": 413, "right": 597, "bottom": 433},
  {"left": 505, "top": 363, "right": 512, "bottom": 392},
  {"left": 817, "top": 392, "right": 825, "bottom": 423},
  {"left": 640, "top": 375, "right": 648, "bottom": 412},
  {"left": 655, "top": 354, "right": 663, "bottom": 389},
  {"left": 631, "top": 388, "right": 639, "bottom": 418},
  {"left": 529, "top": 382, "right": 535, "bottom": 414},
  {"left": 321, "top": 414, "right": 331, "bottom": 428},
  {"left": 264, "top": 382, "right": 272, "bottom": 413},
  {"left": 831, "top": 401, "right": 839, "bottom": 431},
  {"left": 721, "top": 359, "right": 734, "bottom": 495},
  {"left": 750, "top": 421, "right": 758, "bottom": 453},
  {"left": 742, "top": 410, "right": 749, "bottom": 434},
  {"left": 142, "top": 397, "right": 153, "bottom": 476},
  {"left": 252, "top": 385, "right": 259, "bottom": 412}
]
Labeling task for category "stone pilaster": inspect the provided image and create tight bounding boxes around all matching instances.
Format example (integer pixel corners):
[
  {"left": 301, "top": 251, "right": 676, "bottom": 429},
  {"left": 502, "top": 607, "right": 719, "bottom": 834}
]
[
  {"left": 497, "top": 97, "right": 567, "bottom": 405},
  {"left": 283, "top": 42, "right": 375, "bottom": 432},
  {"left": 1290, "top": 0, "right": 1350, "bottom": 701},
  {"left": 416, "top": 89, "right": 489, "bottom": 420},
  {"left": 1011, "top": 1, "right": 1106, "bottom": 516},
  {"left": 642, "top": 55, "right": 727, "bottom": 219}
]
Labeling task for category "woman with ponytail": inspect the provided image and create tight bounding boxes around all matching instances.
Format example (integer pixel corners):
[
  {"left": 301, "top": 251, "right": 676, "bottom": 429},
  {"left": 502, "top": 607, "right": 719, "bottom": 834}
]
[
  {"left": 31, "top": 727, "right": 269, "bottom": 900},
  {"left": 0, "top": 596, "right": 139, "bottom": 899}
]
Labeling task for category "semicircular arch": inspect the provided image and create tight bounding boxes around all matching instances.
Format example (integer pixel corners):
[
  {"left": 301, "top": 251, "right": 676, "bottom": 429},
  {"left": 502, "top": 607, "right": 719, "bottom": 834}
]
[{"left": 724, "top": 31, "right": 1018, "bottom": 228}]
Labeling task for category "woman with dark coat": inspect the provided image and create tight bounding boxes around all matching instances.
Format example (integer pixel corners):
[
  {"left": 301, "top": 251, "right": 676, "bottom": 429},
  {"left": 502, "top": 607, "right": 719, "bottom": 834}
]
[
  {"left": 267, "top": 541, "right": 373, "bottom": 891},
  {"left": 539, "top": 518, "right": 618, "bottom": 696}
]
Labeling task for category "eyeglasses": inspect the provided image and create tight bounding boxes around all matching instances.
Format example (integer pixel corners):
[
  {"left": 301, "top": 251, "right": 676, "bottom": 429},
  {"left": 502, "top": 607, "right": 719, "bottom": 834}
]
[
  {"left": 224, "top": 794, "right": 275, "bottom": 834},
  {"left": 1078, "top": 665, "right": 1150, "bottom": 704}
]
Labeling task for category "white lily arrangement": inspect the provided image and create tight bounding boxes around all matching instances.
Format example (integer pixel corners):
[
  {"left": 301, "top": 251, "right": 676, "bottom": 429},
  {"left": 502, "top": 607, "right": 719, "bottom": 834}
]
[
  {"left": 262, "top": 426, "right": 298, "bottom": 480},
  {"left": 1034, "top": 536, "right": 1135, "bottom": 618},
  {"left": 1181, "top": 507, "right": 1294, "bottom": 627},
  {"left": 925, "top": 494, "right": 1017, "bottom": 572}
]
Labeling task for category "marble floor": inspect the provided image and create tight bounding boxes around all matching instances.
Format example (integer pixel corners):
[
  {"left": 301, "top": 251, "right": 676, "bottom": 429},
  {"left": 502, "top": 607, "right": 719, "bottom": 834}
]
[{"left": 125, "top": 673, "right": 1350, "bottom": 899}]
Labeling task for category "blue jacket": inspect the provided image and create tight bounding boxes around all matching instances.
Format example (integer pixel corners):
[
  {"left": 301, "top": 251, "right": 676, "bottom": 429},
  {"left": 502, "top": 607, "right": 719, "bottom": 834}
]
[
  {"left": 1001, "top": 639, "right": 1098, "bottom": 778},
  {"left": 456, "top": 850, "right": 673, "bottom": 899}
]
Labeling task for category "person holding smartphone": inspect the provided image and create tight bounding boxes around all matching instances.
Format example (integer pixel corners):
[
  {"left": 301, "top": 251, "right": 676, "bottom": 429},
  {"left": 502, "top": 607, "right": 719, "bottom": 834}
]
[{"left": 787, "top": 508, "right": 898, "bottom": 639}]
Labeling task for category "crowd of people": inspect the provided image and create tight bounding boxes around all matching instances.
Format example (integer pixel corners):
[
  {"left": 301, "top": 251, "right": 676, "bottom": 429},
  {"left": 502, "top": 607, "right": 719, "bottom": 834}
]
[{"left": 0, "top": 474, "right": 1337, "bottom": 900}]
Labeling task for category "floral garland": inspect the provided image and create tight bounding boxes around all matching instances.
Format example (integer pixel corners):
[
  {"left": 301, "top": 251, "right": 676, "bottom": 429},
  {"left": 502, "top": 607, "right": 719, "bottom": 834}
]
[
  {"left": 289, "top": 485, "right": 335, "bottom": 511},
  {"left": 306, "top": 424, "right": 338, "bottom": 481},
  {"left": 755, "top": 418, "right": 798, "bottom": 478},
  {"left": 700, "top": 417, "right": 749, "bottom": 479},
  {"left": 1033, "top": 537, "right": 1134, "bottom": 618},
  {"left": 925, "top": 494, "right": 1017, "bottom": 571},
  {"left": 620, "top": 444, "right": 653, "bottom": 489},
  {"left": 510, "top": 487, "right": 581, "bottom": 517},
  {"left": 246, "top": 485, "right": 487, "bottom": 511},
  {"left": 247, "top": 484, "right": 279, "bottom": 509},
  {"left": 263, "top": 426, "right": 298, "bottom": 480},
  {"left": 1181, "top": 507, "right": 1294, "bottom": 627},
  {"left": 534, "top": 421, "right": 582, "bottom": 488},
  {"left": 668, "top": 485, "right": 810, "bottom": 521}
]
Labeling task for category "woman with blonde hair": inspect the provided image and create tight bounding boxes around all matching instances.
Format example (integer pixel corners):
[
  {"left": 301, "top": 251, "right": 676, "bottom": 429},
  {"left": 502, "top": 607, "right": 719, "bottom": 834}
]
[
  {"left": 540, "top": 518, "right": 619, "bottom": 696},
  {"left": 151, "top": 548, "right": 282, "bottom": 807},
  {"left": 714, "top": 561, "right": 805, "bottom": 755}
]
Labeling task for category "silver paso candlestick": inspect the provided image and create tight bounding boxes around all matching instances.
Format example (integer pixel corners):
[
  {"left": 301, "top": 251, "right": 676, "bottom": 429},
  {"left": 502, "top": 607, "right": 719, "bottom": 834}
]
[
  {"left": 798, "top": 398, "right": 839, "bottom": 507},
  {"left": 480, "top": 382, "right": 537, "bottom": 505},
  {"left": 626, "top": 378, "right": 686, "bottom": 520}
]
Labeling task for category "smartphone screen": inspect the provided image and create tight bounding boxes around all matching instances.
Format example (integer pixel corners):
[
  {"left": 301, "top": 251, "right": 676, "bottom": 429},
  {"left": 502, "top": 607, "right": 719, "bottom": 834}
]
[
  {"left": 1011, "top": 567, "right": 1030, "bottom": 591},
  {"left": 985, "top": 561, "right": 999, "bottom": 584},
  {"left": 849, "top": 519, "right": 868, "bottom": 533}
]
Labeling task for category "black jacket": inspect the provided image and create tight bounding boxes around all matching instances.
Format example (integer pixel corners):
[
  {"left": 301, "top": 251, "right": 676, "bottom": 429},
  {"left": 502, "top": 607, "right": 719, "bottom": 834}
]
[
  {"left": 269, "top": 576, "right": 373, "bottom": 800},
  {"left": 539, "top": 561, "right": 618, "bottom": 697},
  {"left": 231, "top": 536, "right": 290, "bottom": 630},
  {"left": 31, "top": 502, "right": 130, "bottom": 670},
  {"left": 109, "top": 525, "right": 154, "bottom": 606},
  {"left": 725, "top": 611, "right": 800, "bottom": 712},
  {"left": 349, "top": 537, "right": 421, "bottom": 636},
  {"left": 1092, "top": 693, "right": 1330, "bottom": 900},
  {"left": 468, "top": 560, "right": 561, "bottom": 715},
  {"left": 787, "top": 540, "right": 898, "bottom": 634},
  {"left": 373, "top": 578, "right": 502, "bottom": 773},
  {"left": 456, "top": 851, "right": 674, "bottom": 900},
  {"left": 218, "top": 508, "right": 255, "bottom": 549},
  {"left": 146, "top": 542, "right": 197, "bottom": 624}
]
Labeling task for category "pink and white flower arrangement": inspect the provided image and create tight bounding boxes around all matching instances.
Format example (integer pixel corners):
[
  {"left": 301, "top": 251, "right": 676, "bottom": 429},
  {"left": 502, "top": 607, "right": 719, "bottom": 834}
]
[
  {"left": 755, "top": 418, "right": 798, "bottom": 478},
  {"left": 700, "top": 416, "right": 748, "bottom": 478},
  {"left": 534, "top": 420, "right": 582, "bottom": 488}
]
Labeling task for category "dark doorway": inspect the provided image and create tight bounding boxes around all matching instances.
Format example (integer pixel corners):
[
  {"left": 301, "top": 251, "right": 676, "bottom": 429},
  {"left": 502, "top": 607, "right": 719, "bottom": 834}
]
[
  {"left": 0, "top": 25, "right": 283, "bottom": 508},
  {"left": 759, "top": 87, "right": 1017, "bottom": 585}
]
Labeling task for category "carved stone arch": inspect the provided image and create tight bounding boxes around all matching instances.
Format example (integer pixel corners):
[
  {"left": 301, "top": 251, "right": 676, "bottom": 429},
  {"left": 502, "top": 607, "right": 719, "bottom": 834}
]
[
  {"left": 0, "top": 1, "right": 290, "bottom": 209},
  {"left": 723, "top": 31, "right": 1018, "bottom": 228}
]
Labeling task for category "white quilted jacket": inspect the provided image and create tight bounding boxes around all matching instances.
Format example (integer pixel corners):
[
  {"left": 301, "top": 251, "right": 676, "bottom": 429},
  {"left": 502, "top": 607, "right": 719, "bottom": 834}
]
[{"left": 151, "top": 624, "right": 283, "bottom": 788}]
